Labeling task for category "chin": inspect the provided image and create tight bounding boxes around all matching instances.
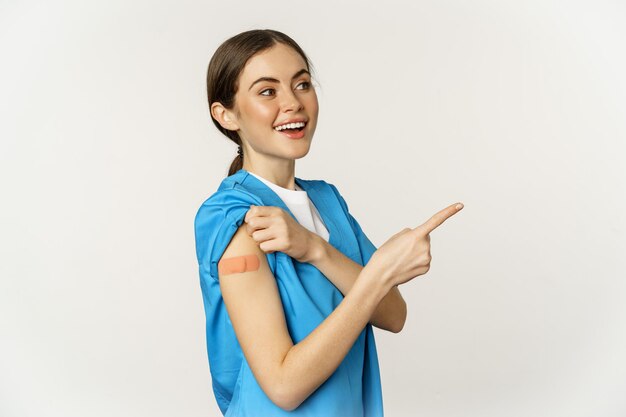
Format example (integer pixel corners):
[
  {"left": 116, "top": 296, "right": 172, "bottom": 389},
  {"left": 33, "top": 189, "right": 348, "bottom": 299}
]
[{"left": 289, "top": 145, "right": 312, "bottom": 160}]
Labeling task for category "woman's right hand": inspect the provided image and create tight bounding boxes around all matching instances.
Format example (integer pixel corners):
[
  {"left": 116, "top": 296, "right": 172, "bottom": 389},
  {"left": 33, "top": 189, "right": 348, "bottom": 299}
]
[{"left": 367, "top": 202, "right": 464, "bottom": 287}]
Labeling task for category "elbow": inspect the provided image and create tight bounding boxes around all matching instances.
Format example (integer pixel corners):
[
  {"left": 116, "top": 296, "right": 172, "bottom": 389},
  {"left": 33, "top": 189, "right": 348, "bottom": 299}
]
[
  {"left": 265, "top": 352, "right": 305, "bottom": 411},
  {"left": 388, "top": 319, "right": 404, "bottom": 334},
  {"left": 390, "top": 302, "right": 408, "bottom": 334},
  {"left": 390, "top": 320, "right": 405, "bottom": 334},
  {"left": 270, "top": 384, "right": 302, "bottom": 412}
]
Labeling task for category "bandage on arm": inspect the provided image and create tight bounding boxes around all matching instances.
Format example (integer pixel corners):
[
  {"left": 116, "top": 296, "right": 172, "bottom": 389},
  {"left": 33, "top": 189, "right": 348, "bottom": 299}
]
[{"left": 218, "top": 254, "right": 261, "bottom": 276}]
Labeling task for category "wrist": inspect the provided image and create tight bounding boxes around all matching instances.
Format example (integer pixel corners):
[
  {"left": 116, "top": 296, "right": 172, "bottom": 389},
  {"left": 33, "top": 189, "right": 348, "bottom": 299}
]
[
  {"left": 361, "top": 258, "right": 395, "bottom": 293},
  {"left": 354, "top": 262, "right": 394, "bottom": 305},
  {"left": 303, "top": 233, "right": 328, "bottom": 264}
]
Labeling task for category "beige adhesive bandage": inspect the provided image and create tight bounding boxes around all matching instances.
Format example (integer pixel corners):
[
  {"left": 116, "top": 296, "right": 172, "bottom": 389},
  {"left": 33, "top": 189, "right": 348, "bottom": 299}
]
[{"left": 218, "top": 254, "right": 261, "bottom": 276}]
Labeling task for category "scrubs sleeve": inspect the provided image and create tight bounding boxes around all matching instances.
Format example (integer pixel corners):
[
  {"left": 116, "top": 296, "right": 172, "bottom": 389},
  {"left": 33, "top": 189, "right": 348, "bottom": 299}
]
[
  {"left": 194, "top": 187, "right": 272, "bottom": 283},
  {"left": 327, "top": 183, "right": 378, "bottom": 266}
]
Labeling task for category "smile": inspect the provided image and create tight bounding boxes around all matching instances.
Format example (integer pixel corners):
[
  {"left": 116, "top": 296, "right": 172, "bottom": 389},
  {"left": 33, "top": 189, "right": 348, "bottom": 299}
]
[
  {"left": 274, "top": 121, "right": 307, "bottom": 132},
  {"left": 274, "top": 121, "right": 307, "bottom": 139}
]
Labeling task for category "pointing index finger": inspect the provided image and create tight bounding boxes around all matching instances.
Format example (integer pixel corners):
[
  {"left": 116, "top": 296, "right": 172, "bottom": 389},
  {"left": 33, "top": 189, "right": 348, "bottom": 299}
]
[{"left": 416, "top": 202, "right": 464, "bottom": 234}]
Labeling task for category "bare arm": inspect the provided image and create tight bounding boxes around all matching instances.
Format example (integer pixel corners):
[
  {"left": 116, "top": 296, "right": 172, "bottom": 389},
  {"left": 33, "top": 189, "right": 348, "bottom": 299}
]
[
  {"left": 305, "top": 233, "right": 407, "bottom": 333},
  {"left": 218, "top": 224, "right": 392, "bottom": 411}
]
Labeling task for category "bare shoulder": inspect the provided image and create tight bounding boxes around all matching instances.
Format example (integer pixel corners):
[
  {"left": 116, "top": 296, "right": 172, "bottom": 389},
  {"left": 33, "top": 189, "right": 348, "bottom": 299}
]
[{"left": 218, "top": 223, "right": 293, "bottom": 404}]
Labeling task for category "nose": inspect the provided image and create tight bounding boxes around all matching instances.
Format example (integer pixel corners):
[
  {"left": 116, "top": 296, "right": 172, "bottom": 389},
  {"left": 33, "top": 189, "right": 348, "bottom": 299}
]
[{"left": 280, "top": 89, "right": 304, "bottom": 113}]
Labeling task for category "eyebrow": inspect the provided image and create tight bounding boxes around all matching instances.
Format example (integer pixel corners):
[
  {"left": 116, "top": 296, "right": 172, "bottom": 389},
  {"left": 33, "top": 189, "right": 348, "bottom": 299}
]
[{"left": 248, "top": 68, "right": 310, "bottom": 91}]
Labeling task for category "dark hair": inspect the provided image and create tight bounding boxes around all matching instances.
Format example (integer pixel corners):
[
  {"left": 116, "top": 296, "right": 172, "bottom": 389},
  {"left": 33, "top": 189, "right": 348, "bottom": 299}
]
[{"left": 206, "top": 29, "right": 316, "bottom": 176}]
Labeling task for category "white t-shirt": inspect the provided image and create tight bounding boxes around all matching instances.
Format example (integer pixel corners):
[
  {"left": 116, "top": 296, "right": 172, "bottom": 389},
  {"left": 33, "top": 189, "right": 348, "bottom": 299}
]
[{"left": 248, "top": 172, "right": 330, "bottom": 242}]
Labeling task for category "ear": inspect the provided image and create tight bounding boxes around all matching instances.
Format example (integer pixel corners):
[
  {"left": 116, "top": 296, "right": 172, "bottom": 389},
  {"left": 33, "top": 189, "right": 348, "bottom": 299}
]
[{"left": 211, "top": 102, "right": 240, "bottom": 131}]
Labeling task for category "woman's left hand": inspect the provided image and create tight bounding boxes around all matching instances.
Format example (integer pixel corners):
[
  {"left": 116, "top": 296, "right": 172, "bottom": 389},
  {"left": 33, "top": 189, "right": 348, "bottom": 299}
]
[{"left": 244, "top": 205, "right": 320, "bottom": 263}]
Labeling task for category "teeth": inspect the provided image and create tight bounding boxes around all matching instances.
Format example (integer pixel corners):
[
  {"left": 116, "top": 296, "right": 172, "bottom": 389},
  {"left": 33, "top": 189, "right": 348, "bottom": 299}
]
[{"left": 275, "top": 121, "right": 306, "bottom": 131}]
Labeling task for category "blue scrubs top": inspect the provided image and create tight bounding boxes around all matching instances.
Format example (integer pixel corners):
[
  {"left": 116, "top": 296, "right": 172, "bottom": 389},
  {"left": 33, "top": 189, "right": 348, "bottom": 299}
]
[{"left": 194, "top": 168, "right": 384, "bottom": 416}]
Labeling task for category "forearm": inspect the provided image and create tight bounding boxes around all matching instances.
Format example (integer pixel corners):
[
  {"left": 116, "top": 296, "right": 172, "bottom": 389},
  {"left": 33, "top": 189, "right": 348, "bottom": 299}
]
[
  {"left": 277, "top": 266, "right": 391, "bottom": 411},
  {"left": 305, "top": 234, "right": 407, "bottom": 333}
]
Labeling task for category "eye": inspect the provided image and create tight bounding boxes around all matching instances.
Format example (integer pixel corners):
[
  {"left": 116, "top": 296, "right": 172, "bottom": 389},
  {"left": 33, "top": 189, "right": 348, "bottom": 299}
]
[
  {"left": 259, "top": 81, "right": 311, "bottom": 97},
  {"left": 259, "top": 88, "right": 275, "bottom": 97},
  {"left": 296, "top": 81, "right": 311, "bottom": 90}
]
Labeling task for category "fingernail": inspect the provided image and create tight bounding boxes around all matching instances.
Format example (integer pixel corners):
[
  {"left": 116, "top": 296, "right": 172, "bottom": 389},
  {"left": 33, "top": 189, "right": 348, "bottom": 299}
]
[{"left": 455, "top": 203, "right": 464, "bottom": 210}]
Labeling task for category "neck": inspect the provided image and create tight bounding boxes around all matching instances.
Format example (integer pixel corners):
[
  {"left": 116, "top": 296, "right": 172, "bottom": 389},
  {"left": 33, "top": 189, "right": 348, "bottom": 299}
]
[{"left": 243, "top": 159, "right": 296, "bottom": 190}]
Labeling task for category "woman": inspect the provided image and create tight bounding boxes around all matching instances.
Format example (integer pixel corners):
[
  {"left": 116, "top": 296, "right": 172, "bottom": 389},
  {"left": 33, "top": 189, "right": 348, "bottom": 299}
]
[{"left": 194, "top": 29, "right": 463, "bottom": 416}]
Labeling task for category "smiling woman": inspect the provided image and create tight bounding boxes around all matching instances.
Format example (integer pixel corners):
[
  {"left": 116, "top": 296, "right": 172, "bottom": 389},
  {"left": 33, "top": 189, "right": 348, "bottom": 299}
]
[
  {"left": 206, "top": 31, "right": 319, "bottom": 177},
  {"left": 195, "top": 29, "right": 411, "bottom": 417}
]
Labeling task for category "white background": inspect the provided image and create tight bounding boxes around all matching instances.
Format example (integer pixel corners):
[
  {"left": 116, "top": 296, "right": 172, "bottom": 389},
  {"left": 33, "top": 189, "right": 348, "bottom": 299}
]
[{"left": 1, "top": 0, "right": 625, "bottom": 416}]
